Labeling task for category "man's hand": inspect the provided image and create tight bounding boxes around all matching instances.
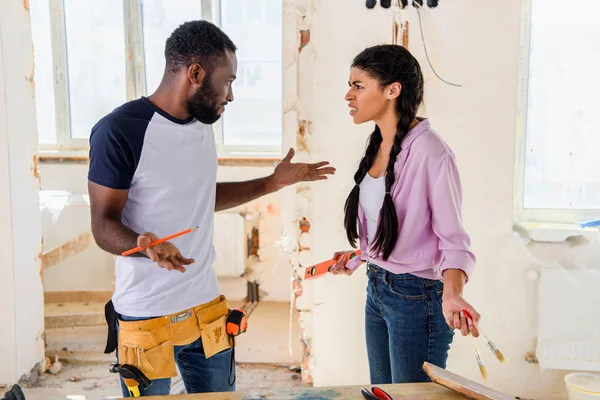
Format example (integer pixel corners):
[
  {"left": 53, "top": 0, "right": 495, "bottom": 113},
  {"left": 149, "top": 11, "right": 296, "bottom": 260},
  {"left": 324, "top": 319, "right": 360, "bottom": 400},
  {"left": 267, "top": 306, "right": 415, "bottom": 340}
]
[
  {"left": 271, "top": 148, "right": 336, "bottom": 190},
  {"left": 329, "top": 250, "right": 356, "bottom": 276},
  {"left": 137, "top": 232, "right": 195, "bottom": 273}
]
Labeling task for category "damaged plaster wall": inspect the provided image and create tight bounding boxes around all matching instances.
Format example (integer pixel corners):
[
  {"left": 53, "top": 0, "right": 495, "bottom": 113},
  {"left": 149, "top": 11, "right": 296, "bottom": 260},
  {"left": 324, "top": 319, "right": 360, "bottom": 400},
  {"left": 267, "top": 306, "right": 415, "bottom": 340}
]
[
  {"left": 281, "top": 0, "right": 319, "bottom": 383},
  {"left": 304, "top": 1, "right": 595, "bottom": 399},
  {"left": 306, "top": 1, "right": 390, "bottom": 387},
  {"left": 216, "top": 165, "right": 291, "bottom": 302},
  {"left": 0, "top": 0, "right": 45, "bottom": 385}
]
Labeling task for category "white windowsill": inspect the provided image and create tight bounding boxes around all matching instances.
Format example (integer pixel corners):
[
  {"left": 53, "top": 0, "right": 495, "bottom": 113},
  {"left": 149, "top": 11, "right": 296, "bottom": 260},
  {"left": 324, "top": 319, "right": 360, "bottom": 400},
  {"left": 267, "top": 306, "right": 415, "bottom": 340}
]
[
  {"left": 514, "top": 220, "right": 600, "bottom": 243},
  {"left": 38, "top": 149, "right": 89, "bottom": 158}
]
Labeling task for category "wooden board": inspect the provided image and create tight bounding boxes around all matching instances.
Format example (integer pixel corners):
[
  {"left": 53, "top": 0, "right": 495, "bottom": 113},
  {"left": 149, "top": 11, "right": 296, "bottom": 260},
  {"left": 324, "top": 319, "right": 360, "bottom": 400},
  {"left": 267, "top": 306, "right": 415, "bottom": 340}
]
[
  {"left": 41, "top": 231, "right": 93, "bottom": 269},
  {"left": 142, "top": 382, "right": 469, "bottom": 399},
  {"left": 423, "top": 362, "right": 513, "bottom": 400}
]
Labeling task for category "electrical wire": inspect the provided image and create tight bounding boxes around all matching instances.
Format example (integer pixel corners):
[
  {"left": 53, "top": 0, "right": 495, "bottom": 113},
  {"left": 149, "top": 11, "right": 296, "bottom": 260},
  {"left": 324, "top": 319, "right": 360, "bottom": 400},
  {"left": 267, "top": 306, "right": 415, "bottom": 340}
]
[{"left": 414, "top": 4, "right": 462, "bottom": 87}]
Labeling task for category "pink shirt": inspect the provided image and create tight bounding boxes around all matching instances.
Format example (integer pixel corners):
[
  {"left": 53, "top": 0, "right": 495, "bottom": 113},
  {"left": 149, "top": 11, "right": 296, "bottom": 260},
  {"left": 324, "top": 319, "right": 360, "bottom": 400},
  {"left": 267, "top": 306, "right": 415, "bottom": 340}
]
[{"left": 346, "top": 119, "right": 476, "bottom": 281}]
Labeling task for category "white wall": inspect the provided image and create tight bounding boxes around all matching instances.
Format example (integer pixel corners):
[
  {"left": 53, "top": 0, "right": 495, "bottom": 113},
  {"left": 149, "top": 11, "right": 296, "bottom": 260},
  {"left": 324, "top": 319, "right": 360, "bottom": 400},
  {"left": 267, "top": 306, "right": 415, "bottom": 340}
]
[
  {"left": 307, "top": 1, "right": 586, "bottom": 399},
  {"left": 0, "top": 0, "right": 45, "bottom": 384}
]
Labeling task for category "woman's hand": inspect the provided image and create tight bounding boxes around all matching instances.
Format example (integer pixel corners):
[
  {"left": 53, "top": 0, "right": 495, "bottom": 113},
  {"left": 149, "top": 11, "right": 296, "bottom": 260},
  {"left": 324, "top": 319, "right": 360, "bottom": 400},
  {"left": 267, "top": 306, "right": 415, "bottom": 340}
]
[
  {"left": 329, "top": 250, "right": 355, "bottom": 276},
  {"left": 441, "top": 293, "right": 480, "bottom": 337},
  {"left": 441, "top": 269, "right": 480, "bottom": 337}
]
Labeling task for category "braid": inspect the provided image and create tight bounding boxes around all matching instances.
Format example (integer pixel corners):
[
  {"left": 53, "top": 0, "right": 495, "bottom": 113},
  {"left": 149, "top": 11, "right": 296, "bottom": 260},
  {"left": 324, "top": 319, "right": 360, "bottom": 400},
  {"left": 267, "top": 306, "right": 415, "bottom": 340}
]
[
  {"left": 344, "top": 127, "right": 382, "bottom": 247},
  {"left": 371, "top": 110, "right": 414, "bottom": 260}
]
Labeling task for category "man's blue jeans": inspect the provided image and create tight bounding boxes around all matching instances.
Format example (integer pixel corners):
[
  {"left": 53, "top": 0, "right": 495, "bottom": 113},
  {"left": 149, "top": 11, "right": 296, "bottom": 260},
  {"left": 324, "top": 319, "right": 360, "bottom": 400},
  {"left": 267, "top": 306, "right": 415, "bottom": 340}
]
[
  {"left": 117, "top": 315, "right": 235, "bottom": 397},
  {"left": 365, "top": 263, "right": 454, "bottom": 384}
]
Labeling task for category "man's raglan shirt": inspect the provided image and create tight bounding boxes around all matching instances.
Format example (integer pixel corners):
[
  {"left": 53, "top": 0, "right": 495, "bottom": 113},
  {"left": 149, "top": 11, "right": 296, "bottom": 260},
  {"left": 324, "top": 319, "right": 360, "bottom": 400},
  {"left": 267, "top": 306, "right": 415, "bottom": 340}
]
[{"left": 88, "top": 97, "right": 220, "bottom": 317}]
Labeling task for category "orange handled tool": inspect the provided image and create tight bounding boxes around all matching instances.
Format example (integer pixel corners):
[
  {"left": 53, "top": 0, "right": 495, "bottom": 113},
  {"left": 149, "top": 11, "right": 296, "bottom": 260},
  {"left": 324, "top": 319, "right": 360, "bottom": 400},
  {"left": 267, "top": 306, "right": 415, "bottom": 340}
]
[
  {"left": 304, "top": 250, "right": 362, "bottom": 280},
  {"left": 226, "top": 308, "right": 248, "bottom": 387},
  {"left": 226, "top": 308, "right": 248, "bottom": 337},
  {"left": 121, "top": 226, "right": 199, "bottom": 257}
]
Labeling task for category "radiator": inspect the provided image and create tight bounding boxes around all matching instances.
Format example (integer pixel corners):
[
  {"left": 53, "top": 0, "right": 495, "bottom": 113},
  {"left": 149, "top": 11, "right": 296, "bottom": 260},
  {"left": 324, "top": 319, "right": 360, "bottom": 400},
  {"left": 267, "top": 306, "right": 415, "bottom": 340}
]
[
  {"left": 212, "top": 212, "right": 246, "bottom": 277},
  {"left": 536, "top": 267, "right": 600, "bottom": 371}
]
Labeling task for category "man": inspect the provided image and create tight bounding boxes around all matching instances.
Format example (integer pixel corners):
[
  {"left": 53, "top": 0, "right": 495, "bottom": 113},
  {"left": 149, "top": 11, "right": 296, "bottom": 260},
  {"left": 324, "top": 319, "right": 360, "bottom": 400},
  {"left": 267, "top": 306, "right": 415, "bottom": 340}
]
[{"left": 87, "top": 20, "right": 334, "bottom": 397}]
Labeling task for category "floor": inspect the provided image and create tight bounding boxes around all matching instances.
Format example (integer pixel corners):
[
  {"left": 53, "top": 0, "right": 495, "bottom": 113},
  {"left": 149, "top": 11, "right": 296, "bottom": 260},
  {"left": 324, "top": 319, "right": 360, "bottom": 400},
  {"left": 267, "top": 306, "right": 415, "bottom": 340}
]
[
  {"left": 234, "top": 302, "right": 303, "bottom": 365},
  {"left": 19, "top": 363, "right": 302, "bottom": 400},
  {"left": 23, "top": 302, "right": 304, "bottom": 399}
]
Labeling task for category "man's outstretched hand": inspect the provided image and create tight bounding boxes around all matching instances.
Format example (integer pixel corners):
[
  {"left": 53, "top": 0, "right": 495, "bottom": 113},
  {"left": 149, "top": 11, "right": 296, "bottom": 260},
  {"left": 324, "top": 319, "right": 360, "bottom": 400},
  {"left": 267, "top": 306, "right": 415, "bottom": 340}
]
[{"left": 270, "top": 148, "right": 336, "bottom": 190}]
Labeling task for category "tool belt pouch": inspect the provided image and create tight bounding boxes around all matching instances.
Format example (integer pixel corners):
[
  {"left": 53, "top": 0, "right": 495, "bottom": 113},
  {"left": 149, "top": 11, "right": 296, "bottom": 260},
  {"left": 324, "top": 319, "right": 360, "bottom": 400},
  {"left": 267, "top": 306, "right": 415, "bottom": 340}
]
[
  {"left": 195, "top": 295, "right": 233, "bottom": 359},
  {"left": 117, "top": 327, "right": 177, "bottom": 381}
]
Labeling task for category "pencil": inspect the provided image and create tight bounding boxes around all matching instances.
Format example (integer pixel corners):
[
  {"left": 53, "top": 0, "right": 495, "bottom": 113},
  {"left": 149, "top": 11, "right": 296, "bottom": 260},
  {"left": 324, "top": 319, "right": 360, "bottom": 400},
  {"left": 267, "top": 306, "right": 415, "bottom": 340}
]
[{"left": 121, "top": 226, "right": 199, "bottom": 257}]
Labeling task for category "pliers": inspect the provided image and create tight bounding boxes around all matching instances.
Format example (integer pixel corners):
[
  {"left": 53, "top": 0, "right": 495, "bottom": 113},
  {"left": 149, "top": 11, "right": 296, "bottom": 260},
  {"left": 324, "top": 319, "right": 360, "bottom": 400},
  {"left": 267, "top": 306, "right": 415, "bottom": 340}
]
[{"left": 361, "top": 386, "right": 394, "bottom": 400}]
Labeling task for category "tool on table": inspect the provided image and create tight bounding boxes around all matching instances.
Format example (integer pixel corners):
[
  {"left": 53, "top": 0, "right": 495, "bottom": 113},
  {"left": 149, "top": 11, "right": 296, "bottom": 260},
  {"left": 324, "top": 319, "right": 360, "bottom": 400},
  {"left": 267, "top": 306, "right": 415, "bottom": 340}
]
[
  {"left": 304, "top": 250, "right": 362, "bottom": 280},
  {"left": 226, "top": 308, "right": 249, "bottom": 387},
  {"left": 361, "top": 386, "right": 394, "bottom": 400},
  {"left": 463, "top": 310, "right": 506, "bottom": 364},
  {"left": 1, "top": 384, "right": 26, "bottom": 400},
  {"left": 109, "top": 363, "right": 151, "bottom": 397},
  {"left": 121, "top": 226, "right": 199, "bottom": 256}
]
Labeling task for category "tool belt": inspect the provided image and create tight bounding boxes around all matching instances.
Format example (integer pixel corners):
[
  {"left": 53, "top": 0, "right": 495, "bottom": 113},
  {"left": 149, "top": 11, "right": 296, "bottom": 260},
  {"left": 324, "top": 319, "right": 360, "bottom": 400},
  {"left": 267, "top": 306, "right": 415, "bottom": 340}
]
[{"left": 104, "top": 295, "right": 233, "bottom": 381}]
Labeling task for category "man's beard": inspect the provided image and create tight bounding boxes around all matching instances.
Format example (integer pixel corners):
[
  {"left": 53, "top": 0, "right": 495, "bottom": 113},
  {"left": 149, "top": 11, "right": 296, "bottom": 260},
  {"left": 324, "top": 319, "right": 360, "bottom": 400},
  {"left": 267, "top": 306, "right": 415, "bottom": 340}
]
[{"left": 186, "top": 74, "right": 226, "bottom": 125}]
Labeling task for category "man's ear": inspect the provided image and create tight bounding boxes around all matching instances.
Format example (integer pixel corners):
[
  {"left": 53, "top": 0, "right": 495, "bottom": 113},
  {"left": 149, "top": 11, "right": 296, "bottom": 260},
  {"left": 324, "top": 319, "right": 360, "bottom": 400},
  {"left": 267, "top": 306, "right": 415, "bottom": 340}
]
[
  {"left": 387, "top": 82, "right": 402, "bottom": 100},
  {"left": 187, "top": 63, "right": 206, "bottom": 85}
]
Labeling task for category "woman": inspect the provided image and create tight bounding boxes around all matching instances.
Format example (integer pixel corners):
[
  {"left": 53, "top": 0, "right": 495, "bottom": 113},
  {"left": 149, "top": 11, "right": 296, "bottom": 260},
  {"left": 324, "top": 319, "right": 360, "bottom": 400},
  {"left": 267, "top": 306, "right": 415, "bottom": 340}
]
[{"left": 331, "top": 44, "right": 480, "bottom": 384}]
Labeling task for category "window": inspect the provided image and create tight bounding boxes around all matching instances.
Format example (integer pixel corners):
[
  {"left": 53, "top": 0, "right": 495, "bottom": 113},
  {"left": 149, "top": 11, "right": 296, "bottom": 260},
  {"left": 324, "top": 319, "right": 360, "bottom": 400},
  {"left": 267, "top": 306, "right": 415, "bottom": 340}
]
[
  {"left": 64, "top": 0, "right": 127, "bottom": 141},
  {"left": 29, "top": 0, "right": 56, "bottom": 145},
  {"left": 30, "top": 0, "right": 128, "bottom": 150},
  {"left": 515, "top": 0, "right": 600, "bottom": 223},
  {"left": 141, "top": 0, "right": 203, "bottom": 94},
  {"left": 30, "top": 0, "right": 283, "bottom": 157},
  {"left": 216, "top": 0, "right": 283, "bottom": 153}
]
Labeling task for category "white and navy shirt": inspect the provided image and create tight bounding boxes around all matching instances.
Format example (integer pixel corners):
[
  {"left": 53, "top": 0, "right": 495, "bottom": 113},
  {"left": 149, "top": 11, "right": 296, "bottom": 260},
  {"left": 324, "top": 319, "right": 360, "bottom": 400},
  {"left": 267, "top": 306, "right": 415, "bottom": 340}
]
[{"left": 88, "top": 97, "right": 220, "bottom": 317}]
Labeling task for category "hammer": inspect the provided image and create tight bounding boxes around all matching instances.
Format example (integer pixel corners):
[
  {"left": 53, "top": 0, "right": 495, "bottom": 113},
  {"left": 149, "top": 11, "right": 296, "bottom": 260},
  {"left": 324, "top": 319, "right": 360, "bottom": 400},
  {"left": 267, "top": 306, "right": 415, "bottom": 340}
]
[{"left": 109, "top": 363, "right": 151, "bottom": 397}]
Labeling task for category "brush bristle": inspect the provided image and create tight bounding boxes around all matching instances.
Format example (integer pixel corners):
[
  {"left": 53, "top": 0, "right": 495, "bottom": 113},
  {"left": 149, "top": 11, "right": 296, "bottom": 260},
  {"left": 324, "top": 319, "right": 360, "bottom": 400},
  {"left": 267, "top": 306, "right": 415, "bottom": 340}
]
[
  {"left": 479, "top": 365, "right": 488, "bottom": 380},
  {"left": 494, "top": 349, "right": 506, "bottom": 363}
]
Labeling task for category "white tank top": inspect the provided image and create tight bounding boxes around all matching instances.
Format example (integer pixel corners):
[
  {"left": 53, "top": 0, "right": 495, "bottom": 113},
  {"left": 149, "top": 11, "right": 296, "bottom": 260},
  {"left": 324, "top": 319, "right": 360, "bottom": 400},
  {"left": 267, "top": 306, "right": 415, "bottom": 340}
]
[{"left": 359, "top": 173, "right": 386, "bottom": 244}]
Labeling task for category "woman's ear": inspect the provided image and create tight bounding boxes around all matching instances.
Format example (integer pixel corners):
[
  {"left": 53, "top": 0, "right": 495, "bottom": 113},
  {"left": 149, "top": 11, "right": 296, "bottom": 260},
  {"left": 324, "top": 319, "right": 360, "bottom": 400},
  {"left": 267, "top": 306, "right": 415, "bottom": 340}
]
[{"left": 387, "top": 82, "right": 402, "bottom": 100}]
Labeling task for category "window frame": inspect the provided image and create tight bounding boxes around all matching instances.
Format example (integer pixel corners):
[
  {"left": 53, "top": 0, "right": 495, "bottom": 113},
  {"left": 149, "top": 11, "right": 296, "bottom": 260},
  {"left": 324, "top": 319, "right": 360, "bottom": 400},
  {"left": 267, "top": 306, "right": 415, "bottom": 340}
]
[
  {"left": 513, "top": 0, "right": 600, "bottom": 224},
  {"left": 36, "top": 0, "right": 282, "bottom": 158}
]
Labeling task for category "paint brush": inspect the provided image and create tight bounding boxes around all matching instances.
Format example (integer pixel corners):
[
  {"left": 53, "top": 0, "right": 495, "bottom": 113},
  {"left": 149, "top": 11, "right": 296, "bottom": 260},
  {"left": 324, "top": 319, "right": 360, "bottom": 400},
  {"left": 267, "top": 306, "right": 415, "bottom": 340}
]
[
  {"left": 461, "top": 310, "right": 488, "bottom": 379},
  {"left": 121, "top": 226, "right": 199, "bottom": 256},
  {"left": 471, "top": 333, "right": 488, "bottom": 380},
  {"left": 462, "top": 310, "right": 506, "bottom": 363},
  {"left": 481, "top": 331, "right": 506, "bottom": 363}
]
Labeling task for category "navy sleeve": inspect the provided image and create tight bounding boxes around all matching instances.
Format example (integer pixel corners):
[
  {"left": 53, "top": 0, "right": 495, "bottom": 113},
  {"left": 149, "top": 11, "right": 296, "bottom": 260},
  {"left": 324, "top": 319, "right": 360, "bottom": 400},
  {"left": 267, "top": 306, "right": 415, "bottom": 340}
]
[{"left": 88, "top": 100, "right": 152, "bottom": 190}]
